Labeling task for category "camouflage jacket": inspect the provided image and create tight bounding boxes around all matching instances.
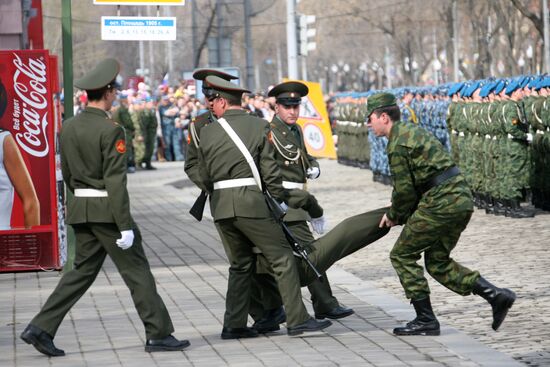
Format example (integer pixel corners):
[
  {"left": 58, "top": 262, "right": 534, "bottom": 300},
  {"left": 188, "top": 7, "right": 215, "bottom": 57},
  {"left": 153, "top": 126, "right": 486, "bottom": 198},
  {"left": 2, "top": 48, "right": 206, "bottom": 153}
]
[{"left": 386, "top": 120, "right": 473, "bottom": 224}]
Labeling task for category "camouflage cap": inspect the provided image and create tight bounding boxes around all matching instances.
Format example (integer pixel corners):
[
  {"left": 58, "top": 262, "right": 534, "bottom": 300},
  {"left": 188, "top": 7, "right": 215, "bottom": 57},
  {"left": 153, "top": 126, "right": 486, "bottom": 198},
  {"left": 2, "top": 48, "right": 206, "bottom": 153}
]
[
  {"left": 366, "top": 92, "right": 397, "bottom": 118},
  {"left": 75, "top": 58, "right": 120, "bottom": 91},
  {"left": 204, "top": 75, "right": 251, "bottom": 100},
  {"left": 268, "top": 81, "right": 308, "bottom": 106}
]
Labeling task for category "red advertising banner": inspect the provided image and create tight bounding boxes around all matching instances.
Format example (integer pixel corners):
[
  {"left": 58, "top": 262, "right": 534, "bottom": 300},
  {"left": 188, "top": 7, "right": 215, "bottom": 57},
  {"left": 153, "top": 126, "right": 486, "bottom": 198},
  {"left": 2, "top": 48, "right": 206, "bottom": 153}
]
[
  {"left": 27, "top": 0, "right": 44, "bottom": 50},
  {"left": 0, "top": 49, "right": 62, "bottom": 272}
]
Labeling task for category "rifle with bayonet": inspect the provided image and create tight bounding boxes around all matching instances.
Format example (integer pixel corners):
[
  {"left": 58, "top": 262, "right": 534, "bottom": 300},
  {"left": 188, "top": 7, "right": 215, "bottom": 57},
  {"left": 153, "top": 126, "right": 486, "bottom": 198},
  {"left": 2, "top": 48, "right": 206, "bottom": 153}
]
[{"left": 263, "top": 189, "right": 323, "bottom": 281}]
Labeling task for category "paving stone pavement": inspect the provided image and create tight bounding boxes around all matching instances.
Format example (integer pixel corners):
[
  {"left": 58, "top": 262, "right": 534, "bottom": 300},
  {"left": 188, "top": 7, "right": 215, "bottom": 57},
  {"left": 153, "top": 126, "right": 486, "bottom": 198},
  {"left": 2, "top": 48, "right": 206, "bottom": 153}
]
[{"left": 0, "top": 160, "right": 539, "bottom": 366}]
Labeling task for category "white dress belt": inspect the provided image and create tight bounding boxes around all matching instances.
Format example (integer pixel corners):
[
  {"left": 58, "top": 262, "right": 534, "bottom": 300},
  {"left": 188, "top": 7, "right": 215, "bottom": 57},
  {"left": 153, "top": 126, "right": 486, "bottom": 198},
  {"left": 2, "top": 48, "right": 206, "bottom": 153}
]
[
  {"left": 213, "top": 178, "right": 257, "bottom": 190},
  {"left": 282, "top": 181, "right": 305, "bottom": 189},
  {"left": 74, "top": 188, "right": 108, "bottom": 197}
]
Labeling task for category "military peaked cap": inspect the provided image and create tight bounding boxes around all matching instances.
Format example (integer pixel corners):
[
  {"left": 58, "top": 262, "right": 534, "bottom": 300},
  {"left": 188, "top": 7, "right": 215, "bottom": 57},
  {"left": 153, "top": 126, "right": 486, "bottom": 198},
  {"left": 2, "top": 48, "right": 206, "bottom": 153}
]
[
  {"left": 366, "top": 92, "right": 397, "bottom": 118},
  {"left": 204, "top": 75, "right": 250, "bottom": 100},
  {"left": 75, "top": 58, "right": 120, "bottom": 90},
  {"left": 268, "top": 81, "right": 308, "bottom": 106},
  {"left": 192, "top": 68, "right": 238, "bottom": 81}
]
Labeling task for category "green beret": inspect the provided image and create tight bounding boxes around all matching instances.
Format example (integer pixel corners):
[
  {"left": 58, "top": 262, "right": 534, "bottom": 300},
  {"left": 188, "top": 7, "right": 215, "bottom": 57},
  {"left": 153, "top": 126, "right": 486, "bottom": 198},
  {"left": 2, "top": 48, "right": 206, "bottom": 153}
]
[
  {"left": 204, "top": 75, "right": 250, "bottom": 100},
  {"left": 193, "top": 68, "right": 238, "bottom": 81},
  {"left": 366, "top": 92, "right": 397, "bottom": 118},
  {"left": 75, "top": 58, "right": 120, "bottom": 91},
  {"left": 268, "top": 81, "right": 308, "bottom": 106}
]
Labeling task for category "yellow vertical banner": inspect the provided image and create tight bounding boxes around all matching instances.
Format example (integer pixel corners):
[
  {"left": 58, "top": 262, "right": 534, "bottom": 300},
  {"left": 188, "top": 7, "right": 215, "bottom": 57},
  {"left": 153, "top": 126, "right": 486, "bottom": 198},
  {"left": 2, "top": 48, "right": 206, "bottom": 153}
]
[{"left": 285, "top": 80, "right": 336, "bottom": 159}]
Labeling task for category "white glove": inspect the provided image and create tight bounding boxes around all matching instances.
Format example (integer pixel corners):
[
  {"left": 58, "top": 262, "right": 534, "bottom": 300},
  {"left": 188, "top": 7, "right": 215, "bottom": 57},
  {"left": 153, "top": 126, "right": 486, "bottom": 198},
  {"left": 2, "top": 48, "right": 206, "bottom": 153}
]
[
  {"left": 526, "top": 133, "right": 533, "bottom": 143},
  {"left": 310, "top": 215, "right": 327, "bottom": 235},
  {"left": 116, "top": 230, "right": 135, "bottom": 250},
  {"left": 279, "top": 202, "right": 289, "bottom": 213},
  {"left": 306, "top": 167, "right": 320, "bottom": 180}
]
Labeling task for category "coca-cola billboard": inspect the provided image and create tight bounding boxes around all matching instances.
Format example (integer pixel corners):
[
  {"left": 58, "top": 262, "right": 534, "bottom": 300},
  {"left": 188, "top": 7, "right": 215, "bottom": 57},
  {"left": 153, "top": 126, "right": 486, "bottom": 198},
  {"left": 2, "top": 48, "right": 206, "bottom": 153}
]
[{"left": 0, "top": 50, "right": 61, "bottom": 272}]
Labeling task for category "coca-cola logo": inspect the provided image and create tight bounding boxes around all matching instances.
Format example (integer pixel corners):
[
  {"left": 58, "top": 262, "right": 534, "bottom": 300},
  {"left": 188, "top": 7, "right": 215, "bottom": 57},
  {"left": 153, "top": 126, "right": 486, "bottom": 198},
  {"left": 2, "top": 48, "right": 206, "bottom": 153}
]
[{"left": 12, "top": 53, "right": 49, "bottom": 158}]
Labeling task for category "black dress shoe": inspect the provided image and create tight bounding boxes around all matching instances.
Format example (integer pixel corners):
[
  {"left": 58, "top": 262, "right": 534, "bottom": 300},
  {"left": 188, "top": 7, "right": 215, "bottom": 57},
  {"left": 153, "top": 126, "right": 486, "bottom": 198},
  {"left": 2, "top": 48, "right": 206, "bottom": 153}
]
[
  {"left": 221, "top": 327, "right": 259, "bottom": 340},
  {"left": 315, "top": 306, "right": 355, "bottom": 320},
  {"left": 20, "top": 324, "right": 65, "bottom": 357},
  {"left": 145, "top": 335, "right": 190, "bottom": 352},
  {"left": 287, "top": 318, "right": 332, "bottom": 336},
  {"left": 253, "top": 306, "right": 286, "bottom": 333}
]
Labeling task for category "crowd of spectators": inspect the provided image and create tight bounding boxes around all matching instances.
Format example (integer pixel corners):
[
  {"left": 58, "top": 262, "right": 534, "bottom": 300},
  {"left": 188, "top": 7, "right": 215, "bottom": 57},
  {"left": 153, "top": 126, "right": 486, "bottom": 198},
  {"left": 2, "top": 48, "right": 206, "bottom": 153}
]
[{"left": 69, "top": 80, "right": 282, "bottom": 168}]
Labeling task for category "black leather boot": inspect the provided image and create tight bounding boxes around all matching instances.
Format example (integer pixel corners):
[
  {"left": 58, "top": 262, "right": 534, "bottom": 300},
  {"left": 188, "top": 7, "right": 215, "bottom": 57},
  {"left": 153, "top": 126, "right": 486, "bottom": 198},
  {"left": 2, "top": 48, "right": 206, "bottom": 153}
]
[
  {"left": 532, "top": 189, "right": 542, "bottom": 208},
  {"left": 504, "top": 199, "right": 514, "bottom": 217},
  {"left": 479, "top": 193, "right": 488, "bottom": 210},
  {"left": 472, "top": 192, "right": 481, "bottom": 208},
  {"left": 473, "top": 276, "right": 516, "bottom": 331},
  {"left": 493, "top": 198, "right": 506, "bottom": 216},
  {"left": 485, "top": 195, "right": 495, "bottom": 214},
  {"left": 507, "top": 199, "right": 535, "bottom": 218},
  {"left": 393, "top": 297, "right": 440, "bottom": 336}
]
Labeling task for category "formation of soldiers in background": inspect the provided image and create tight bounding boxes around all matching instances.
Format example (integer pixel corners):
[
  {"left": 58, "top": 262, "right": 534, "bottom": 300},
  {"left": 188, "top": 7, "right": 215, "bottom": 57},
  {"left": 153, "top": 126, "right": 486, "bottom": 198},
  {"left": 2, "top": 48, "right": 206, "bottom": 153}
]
[{"left": 333, "top": 74, "right": 550, "bottom": 219}]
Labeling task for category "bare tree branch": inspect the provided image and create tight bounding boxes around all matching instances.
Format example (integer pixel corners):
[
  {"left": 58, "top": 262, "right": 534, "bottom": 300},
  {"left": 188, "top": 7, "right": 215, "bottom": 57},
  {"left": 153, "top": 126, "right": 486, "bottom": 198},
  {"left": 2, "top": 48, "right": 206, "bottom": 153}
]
[{"left": 509, "top": 0, "right": 543, "bottom": 37}]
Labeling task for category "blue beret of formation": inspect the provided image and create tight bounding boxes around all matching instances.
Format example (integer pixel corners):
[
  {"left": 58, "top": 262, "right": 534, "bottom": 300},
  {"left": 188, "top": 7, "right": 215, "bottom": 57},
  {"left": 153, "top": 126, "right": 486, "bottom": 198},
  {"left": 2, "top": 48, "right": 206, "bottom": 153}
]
[
  {"left": 479, "top": 82, "right": 493, "bottom": 98},
  {"left": 505, "top": 78, "right": 519, "bottom": 95},
  {"left": 494, "top": 79, "right": 507, "bottom": 94},
  {"left": 448, "top": 82, "right": 464, "bottom": 96},
  {"left": 519, "top": 76, "right": 532, "bottom": 88}
]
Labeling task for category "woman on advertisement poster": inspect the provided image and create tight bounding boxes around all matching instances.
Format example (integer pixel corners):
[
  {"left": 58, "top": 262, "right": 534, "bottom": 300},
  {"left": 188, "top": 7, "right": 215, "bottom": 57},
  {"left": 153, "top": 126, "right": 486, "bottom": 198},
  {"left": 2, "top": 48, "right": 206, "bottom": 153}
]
[{"left": 0, "top": 128, "right": 40, "bottom": 230}]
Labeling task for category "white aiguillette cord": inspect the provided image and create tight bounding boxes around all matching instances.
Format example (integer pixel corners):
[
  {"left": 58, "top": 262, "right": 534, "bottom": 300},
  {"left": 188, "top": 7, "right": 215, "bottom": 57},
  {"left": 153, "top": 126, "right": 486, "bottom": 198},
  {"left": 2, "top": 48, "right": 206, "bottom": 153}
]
[{"left": 216, "top": 117, "right": 263, "bottom": 190}]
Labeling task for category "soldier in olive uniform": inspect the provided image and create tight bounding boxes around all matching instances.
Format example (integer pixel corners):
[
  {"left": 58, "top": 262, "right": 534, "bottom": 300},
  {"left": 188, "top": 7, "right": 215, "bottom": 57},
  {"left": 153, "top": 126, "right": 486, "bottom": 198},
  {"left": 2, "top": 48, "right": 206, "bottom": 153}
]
[
  {"left": 20, "top": 59, "right": 189, "bottom": 356},
  {"left": 250, "top": 82, "right": 354, "bottom": 333},
  {"left": 186, "top": 68, "right": 290, "bottom": 328},
  {"left": 112, "top": 93, "right": 136, "bottom": 173},
  {"left": 196, "top": 75, "right": 332, "bottom": 338},
  {"left": 367, "top": 92, "right": 516, "bottom": 336}
]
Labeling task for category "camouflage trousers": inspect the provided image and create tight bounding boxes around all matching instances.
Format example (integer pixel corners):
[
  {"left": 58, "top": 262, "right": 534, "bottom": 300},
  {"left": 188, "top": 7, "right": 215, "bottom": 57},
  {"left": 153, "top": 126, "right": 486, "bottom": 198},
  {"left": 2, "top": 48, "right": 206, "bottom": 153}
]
[
  {"left": 470, "top": 135, "right": 484, "bottom": 193},
  {"left": 125, "top": 135, "right": 135, "bottom": 167},
  {"left": 501, "top": 139, "right": 530, "bottom": 200},
  {"left": 482, "top": 138, "right": 495, "bottom": 195},
  {"left": 390, "top": 208, "right": 480, "bottom": 300}
]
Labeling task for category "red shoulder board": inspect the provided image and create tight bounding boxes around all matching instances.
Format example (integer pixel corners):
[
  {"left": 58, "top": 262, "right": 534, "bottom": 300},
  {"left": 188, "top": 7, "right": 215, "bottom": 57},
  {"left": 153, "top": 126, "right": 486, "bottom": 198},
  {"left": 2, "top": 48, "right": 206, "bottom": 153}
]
[{"left": 116, "top": 139, "right": 126, "bottom": 154}]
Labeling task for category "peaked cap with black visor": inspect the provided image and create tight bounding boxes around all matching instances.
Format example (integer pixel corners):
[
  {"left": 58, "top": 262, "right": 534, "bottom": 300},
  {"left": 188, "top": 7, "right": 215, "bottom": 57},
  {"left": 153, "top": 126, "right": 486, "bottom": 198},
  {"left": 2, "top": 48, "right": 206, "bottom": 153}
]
[
  {"left": 193, "top": 68, "right": 238, "bottom": 100},
  {"left": 268, "top": 81, "right": 308, "bottom": 106}
]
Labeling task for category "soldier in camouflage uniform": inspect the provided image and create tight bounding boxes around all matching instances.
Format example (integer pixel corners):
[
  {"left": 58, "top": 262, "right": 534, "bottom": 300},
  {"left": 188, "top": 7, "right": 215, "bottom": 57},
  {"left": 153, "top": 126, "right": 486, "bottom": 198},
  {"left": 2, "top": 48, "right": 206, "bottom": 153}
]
[
  {"left": 500, "top": 78, "right": 535, "bottom": 218},
  {"left": 130, "top": 99, "right": 146, "bottom": 167},
  {"left": 140, "top": 98, "right": 158, "bottom": 170},
  {"left": 446, "top": 83, "right": 464, "bottom": 165},
  {"left": 366, "top": 92, "right": 516, "bottom": 336},
  {"left": 111, "top": 94, "right": 136, "bottom": 173}
]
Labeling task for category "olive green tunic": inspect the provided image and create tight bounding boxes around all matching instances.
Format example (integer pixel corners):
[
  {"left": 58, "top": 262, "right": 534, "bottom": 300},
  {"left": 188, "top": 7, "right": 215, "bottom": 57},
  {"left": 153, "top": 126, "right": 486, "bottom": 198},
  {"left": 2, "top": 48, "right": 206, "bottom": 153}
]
[{"left": 30, "top": 107, "right": 174, "bottom": 340}]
